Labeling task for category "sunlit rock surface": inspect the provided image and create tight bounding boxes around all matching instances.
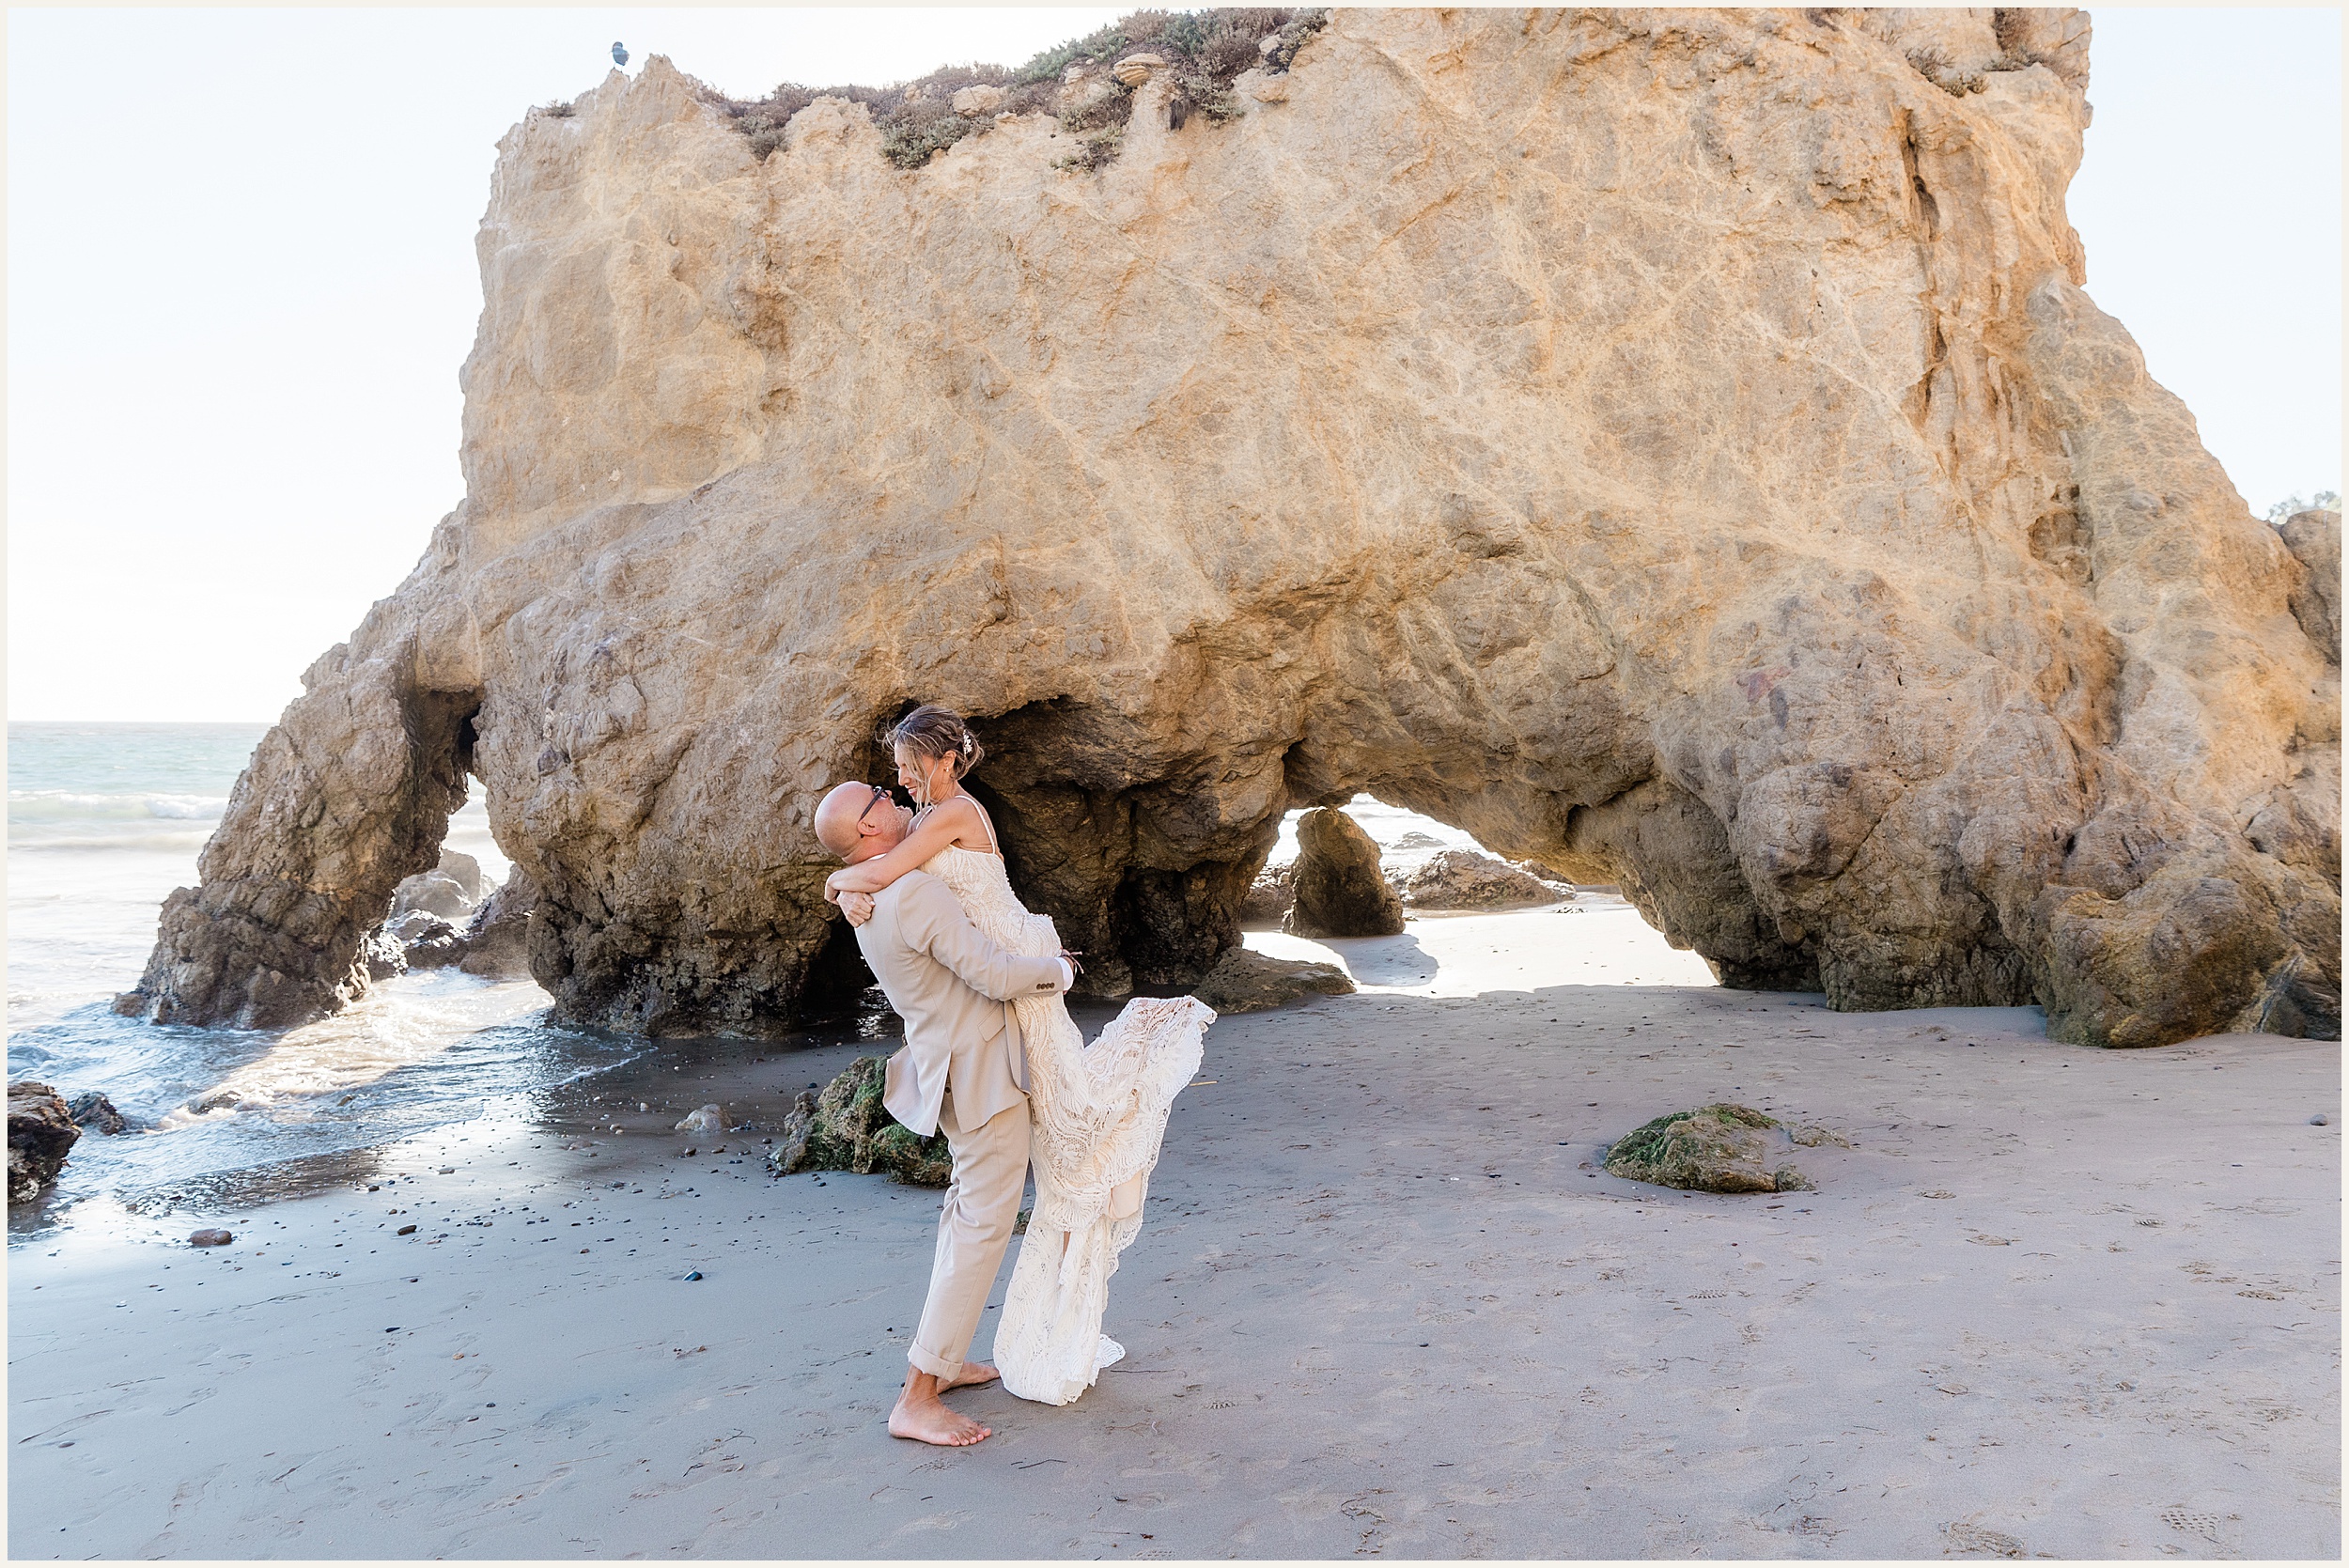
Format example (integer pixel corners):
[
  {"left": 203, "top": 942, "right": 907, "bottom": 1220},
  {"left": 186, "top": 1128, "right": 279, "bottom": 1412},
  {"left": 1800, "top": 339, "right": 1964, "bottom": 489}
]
[{"left": 120, "top": 9, "right": 2339, "bottom": 1046}]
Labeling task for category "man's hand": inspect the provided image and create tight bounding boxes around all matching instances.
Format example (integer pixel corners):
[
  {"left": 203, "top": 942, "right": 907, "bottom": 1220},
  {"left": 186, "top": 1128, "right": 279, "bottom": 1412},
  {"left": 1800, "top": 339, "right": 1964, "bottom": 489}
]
[
  {"left": 839, "top": 890, "right": 877, "bottom": 927},
  {"left": 1059, "top": 948, "right": 1084, "bottom": 976}
]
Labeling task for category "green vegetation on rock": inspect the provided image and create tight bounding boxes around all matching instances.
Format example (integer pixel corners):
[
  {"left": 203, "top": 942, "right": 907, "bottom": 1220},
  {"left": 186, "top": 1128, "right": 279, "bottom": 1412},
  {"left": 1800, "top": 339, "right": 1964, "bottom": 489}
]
[
  {"left": 696, "top": 8, "right": 1329, "bottom": 172},
  {"left": 1603, "top": 1103, "right": 1816, "bottom": 1194},
  {"left": 767, "top": 1056, "right": 953, "bottom": 1187}
]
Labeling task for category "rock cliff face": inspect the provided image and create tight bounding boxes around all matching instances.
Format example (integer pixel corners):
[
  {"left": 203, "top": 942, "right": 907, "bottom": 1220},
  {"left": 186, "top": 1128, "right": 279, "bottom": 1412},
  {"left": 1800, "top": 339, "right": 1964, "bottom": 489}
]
[{"left": 119, "top": 8, "right": 2339, "bottom": 1047}]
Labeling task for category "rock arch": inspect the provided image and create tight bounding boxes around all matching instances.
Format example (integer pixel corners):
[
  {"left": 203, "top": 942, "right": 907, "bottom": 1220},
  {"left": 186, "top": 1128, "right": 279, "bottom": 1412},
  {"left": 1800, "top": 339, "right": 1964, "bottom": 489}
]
[{"left": 121, "top": 9, "right": 2339, "bottom": 1048}]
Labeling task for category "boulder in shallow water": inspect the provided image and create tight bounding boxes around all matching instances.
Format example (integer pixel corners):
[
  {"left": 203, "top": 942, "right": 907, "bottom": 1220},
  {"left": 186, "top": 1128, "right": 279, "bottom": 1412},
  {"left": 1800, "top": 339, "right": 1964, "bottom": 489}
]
[
  {"left": 1603, "top": 1104, "right": 1813, "bottom": 1194},
  {"left": 8, "top": 1081, "right": 80, "bottom": 1204},
  {"left": 458, "top": 868, "right": 537, "bottom": 980},
  {"left": 1284, "top": 808, "right": 1405, "bottom": 939},
  {"left": 1190, "top": 947, "right": 1353, "bottom": 1013},
  {"left": 393, "top": 848, "right": 483, "bottom": 920},
  {"left": 360, "top": 927, "right": 407, "bottom": 982},
  {"left": 396, "top": 913, "right": 469, "bottom": 969},
  {"left": 66, "top": 1092, "right": 130, "bottom": 1135},
  {"left": 1397, "top": 849, "right": 1571, "bottom": 910},
  {"left": 767, "top": 1057, "right": 950, "bottom": 1187}
]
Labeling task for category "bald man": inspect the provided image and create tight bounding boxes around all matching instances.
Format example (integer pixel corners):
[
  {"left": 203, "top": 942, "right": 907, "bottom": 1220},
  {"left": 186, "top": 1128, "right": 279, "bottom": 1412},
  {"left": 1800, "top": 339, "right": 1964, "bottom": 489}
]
[{"left": 811, "top": 781, "right": 1072, "bottom": 1446}]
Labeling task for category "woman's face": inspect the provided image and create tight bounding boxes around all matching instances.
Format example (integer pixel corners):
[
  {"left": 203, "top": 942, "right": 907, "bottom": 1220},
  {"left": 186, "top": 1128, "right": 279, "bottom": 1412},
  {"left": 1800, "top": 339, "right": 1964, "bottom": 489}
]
[{"left": 894, "top": 742, "right": 948, "bottom": 801}]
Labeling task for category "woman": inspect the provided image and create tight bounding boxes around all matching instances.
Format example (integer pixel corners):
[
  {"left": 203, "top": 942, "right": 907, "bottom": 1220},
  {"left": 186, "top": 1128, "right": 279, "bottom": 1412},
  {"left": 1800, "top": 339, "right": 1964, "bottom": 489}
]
[{"left": 824, "top": 705, "right": 1212, "bottom": 1406}]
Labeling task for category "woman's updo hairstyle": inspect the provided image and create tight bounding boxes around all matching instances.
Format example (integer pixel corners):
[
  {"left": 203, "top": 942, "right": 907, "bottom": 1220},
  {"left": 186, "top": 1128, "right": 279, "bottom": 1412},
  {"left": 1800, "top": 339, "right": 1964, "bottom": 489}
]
[{"left": 886, "top": 704, "right": 985, "bottom": 780}]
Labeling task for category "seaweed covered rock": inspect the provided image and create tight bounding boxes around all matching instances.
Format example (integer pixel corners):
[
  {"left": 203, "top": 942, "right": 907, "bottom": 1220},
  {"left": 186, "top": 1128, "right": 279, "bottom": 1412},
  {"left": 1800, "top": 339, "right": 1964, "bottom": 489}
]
[
  {"left": 767, "top": 1056, "right": 952, "bottom": 1186},
  {"left": 1190, "top": 946, "right": 1352, "bottom": 1013},
  {"left": 1284, "top": 809, "right": 1405, "bottom": 939},
  {"left": 1397, "top": 849, "right": 1571, "bottom": 911},
  {"left": 1603, "top": 1104, "right": 1814, "bottom": 1194},
  {"left": 8, "top": 1081, "right": 81, "bottom": 1205}
]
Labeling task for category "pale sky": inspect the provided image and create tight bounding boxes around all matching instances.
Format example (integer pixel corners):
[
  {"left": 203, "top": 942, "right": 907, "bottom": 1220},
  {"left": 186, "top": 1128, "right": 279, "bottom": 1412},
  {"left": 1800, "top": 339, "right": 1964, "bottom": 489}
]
[{"left": 8, "top": 7, "right": 2341, "bottom": 722}]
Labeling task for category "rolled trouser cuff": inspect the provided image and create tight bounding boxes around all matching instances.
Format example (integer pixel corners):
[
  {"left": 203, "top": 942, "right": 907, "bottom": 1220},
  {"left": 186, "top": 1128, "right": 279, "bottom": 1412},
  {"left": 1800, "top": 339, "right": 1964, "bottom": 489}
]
[{"left": 909, "top": 1341, "right": 962, "bottom": 1381}]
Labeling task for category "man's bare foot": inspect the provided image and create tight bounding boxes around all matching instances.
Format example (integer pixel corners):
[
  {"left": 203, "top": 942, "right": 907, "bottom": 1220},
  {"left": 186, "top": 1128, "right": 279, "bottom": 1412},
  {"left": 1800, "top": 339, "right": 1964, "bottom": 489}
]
[
  {"left": 939, "top": 1360, "right": 999, "bottom": 1393},
  {"left": 889, "top": 1385, "right": 992, "bottom": 1446}
]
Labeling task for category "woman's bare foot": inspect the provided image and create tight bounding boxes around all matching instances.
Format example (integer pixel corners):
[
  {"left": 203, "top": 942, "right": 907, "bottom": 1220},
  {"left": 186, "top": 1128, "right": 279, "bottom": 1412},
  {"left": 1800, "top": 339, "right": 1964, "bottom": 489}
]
[
  {"left": 938, "top": 1359, "right": 999, "bottom": 1393},
  {"left": 889, "top": 1368, "right": 993, "bottom": 1446}
]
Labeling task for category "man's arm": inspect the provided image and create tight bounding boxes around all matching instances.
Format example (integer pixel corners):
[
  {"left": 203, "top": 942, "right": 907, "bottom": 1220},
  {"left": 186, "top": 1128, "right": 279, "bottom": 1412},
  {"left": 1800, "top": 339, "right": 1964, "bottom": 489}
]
[{"left": 895, "top": 877, "right": 1070, "bottom": 1001}]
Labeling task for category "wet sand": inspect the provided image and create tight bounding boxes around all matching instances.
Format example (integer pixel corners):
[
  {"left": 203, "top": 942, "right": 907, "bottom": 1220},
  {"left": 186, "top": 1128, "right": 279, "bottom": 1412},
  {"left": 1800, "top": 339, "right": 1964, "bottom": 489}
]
[{"left": 8, "top": 901, "right": 2340, "bottom": 1558}]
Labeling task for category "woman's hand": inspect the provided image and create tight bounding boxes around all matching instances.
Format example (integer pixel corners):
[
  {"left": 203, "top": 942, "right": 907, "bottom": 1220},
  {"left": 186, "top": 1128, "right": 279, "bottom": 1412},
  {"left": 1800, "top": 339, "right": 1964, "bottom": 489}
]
[{"left": 838, "top": 890, "right": 877, "bottom": 927}]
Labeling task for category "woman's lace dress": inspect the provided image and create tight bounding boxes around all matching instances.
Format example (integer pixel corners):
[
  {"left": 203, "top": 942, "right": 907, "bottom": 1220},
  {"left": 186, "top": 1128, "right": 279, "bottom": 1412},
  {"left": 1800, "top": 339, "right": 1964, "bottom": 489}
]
[{"left": 921, "top": 843, "right": 1213, "bottom": 1406}]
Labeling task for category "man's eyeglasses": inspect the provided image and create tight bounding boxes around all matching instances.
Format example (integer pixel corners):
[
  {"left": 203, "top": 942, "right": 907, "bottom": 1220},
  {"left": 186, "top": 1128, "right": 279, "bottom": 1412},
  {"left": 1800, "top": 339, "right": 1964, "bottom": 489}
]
[{"left": 854, "top": 784, "right": 894, "bottom": 831}]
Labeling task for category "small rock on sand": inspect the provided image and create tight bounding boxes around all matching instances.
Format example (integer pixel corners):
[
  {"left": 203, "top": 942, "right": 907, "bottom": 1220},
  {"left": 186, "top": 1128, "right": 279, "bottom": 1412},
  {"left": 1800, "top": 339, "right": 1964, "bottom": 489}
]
[
  {"left": 674, "top": 1105, "right": 723, "bottom": 1134},
  {"left": 1190, "top": 948, "right": 1354, "bottom": 1013},
  {"left": 189, "top": 1229, "right": 233, "bottom": 1247},
  {"left": 1604, "top": 1104, "right": 1815, "bottom": 1193},
  {"left": 1396, "top": 849, "right": 1572, "bottom": 910}
]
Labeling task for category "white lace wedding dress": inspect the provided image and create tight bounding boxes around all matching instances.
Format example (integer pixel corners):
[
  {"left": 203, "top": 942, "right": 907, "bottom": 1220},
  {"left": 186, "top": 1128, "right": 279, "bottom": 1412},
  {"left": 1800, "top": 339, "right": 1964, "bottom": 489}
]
[{"left": 922, "top": 843, "right": 1213, "bottom": 1406}]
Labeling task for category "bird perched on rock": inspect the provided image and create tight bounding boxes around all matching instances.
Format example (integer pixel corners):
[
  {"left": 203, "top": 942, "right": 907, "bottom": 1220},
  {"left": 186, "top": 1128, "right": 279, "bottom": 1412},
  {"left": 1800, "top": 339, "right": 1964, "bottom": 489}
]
[{"left": 612, "top": 41, "right": 629, "bottom": 68}]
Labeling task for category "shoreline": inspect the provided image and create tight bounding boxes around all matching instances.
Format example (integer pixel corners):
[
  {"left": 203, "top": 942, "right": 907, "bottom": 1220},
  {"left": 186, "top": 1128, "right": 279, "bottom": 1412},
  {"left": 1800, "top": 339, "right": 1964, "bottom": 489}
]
[{"left": 8, "top": 905, "right": 2341, "bottom": 1558}]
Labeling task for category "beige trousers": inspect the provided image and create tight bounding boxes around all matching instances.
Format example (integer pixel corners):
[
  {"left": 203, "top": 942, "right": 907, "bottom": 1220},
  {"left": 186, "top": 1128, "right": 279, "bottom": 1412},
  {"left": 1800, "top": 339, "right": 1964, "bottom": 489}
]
[{"left": 909, "top": 1091, "right": 1031, "bottom": 1380}]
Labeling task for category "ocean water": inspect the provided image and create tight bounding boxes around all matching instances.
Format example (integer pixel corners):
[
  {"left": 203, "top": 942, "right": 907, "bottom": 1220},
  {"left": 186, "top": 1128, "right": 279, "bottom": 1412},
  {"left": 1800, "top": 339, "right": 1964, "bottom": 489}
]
[
  {"left": 5, "top": 722, "right": 635, "bottom": 1236},
  {"left": 8, "top": 723, "right": 1489, "bottom": 1236}
]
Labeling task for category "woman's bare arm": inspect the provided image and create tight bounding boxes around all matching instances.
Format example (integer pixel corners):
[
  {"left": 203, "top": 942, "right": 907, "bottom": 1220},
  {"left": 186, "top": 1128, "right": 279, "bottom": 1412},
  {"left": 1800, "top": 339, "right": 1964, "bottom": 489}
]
[{"left": 823, "top": 797, "right": 984, "bottom": 898}]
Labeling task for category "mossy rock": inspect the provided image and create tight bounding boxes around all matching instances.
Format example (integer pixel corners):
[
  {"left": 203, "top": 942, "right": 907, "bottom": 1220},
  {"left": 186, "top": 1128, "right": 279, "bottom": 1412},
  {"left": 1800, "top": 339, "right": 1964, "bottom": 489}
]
[
  {"left": 1602, "top": 1103, "right": 1813, "bottom": 1194},
  {"left": 767, "top": 1056, "right": 954, "bottom": 1187}
]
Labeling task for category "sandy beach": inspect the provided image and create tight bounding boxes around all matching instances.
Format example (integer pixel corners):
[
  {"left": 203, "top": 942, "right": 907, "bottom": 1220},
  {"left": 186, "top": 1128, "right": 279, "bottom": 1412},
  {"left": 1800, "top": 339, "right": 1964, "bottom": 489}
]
[{"left": 8, "top": 899, "right": 2339, "bottom": 1559}]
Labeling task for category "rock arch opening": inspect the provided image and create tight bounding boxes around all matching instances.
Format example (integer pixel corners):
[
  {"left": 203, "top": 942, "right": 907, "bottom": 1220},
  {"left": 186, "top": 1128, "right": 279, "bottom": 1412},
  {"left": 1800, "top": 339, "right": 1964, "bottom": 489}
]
[{"left": 117, "top": 679, "right": 489, "bottom": 1030}]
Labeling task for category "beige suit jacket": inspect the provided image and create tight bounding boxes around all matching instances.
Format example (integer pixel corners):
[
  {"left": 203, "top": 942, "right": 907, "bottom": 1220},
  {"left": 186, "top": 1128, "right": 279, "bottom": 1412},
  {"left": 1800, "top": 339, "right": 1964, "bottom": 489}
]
[{"left": 853, "top": 870, "right": 1069, "bottom": 1139}]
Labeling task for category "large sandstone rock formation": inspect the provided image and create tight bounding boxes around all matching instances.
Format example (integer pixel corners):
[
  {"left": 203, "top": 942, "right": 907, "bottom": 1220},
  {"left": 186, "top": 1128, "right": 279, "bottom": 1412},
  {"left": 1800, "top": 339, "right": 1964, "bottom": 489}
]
[{"left": 117, "top": 8, "right": 2338, "bottom": 1048}]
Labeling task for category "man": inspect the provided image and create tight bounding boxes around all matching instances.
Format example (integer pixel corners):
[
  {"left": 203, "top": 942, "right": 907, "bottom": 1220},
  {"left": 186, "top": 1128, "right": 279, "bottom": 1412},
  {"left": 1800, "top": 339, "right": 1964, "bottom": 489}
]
[{"left": 811, "top": 780, "right": 1072, "bottom": 1446}]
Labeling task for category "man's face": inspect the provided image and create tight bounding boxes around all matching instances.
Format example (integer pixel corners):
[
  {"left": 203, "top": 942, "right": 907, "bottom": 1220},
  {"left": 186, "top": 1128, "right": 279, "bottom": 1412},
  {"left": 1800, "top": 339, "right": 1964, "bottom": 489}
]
[{"left": 844, "top": 784, "right": 913, "bottom": 863}]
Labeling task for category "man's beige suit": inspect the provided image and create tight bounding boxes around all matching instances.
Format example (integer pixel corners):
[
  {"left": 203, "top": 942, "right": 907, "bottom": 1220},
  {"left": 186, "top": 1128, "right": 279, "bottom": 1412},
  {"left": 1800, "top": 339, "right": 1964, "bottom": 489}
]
[{"left": 853, "top": 870, "right": 1068, "bottom": 1380}]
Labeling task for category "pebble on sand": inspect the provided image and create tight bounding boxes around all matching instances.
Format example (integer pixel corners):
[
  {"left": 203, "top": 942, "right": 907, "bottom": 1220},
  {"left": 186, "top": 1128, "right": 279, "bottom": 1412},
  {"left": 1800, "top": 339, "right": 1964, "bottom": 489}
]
[{"left": 188, "top": 1229, "right": 233, "bottom": 1247}]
